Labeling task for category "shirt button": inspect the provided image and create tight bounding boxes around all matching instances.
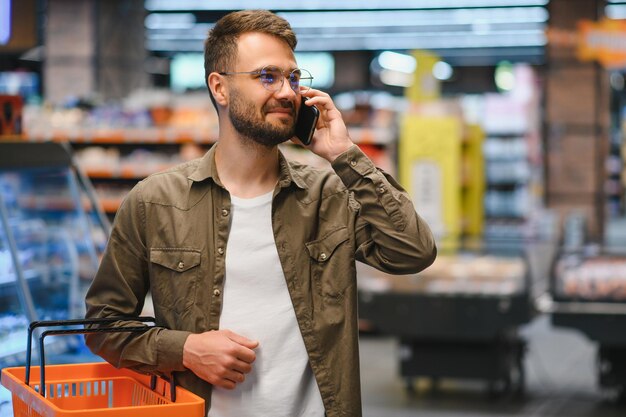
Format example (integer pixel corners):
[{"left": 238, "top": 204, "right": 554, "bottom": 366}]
[
  {"left": 213, "top": 289, "right": 221, "bottom": 297},
  {"left": 378, "top": 187, "right": 386, "bottom": 194},
  {"left": 221, "top": 209, "right": 229, "bottom": 217},
  {"left": 320, "top": 253, "right": 327, "bottom": 261},
  {"left": 217, "top": 247, "right": 224, "bottom": 255},
  {"left": 177, "top": 261, "right": 185, "bottom": 270},
  {"left": 350, "top": 160, "right": 357, "bottom": 167}
]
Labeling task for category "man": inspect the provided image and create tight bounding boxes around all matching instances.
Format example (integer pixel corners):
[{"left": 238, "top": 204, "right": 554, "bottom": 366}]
[{"left": 85, "top": 9, "right": 436, "bottom": 417}]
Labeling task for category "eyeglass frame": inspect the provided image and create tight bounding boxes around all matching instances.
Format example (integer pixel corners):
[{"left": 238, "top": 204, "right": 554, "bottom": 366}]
[{"left": 217, "top": 65, "right": 314, "bottom": 94}]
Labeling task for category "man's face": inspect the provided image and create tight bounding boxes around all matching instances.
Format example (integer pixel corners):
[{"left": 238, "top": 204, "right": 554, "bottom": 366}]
[
  {"left": 228, "top": 82, "right": 296, "bottom": 147},
  {"left": 225, "top": 32, "right": 300, "bottom": 147}
]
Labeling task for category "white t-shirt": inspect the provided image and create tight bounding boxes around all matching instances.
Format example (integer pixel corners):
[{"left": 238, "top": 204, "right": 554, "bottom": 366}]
[{"left": 209, "top": 190, "right": 325, "bottom": 417}]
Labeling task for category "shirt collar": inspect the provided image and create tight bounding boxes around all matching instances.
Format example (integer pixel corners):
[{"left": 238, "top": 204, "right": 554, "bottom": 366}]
[
  {"left": 277, "top": 148, "right": 307, "bottom": 190},
  {"left": 187, "top": 144, "right": 308, "bottom": 190},
  {"left": 187, "top": 144, "right": 220, "bottom": 184}
]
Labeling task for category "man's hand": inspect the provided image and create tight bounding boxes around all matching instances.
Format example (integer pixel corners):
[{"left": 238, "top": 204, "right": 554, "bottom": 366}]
[
  {"left": 182, "top": 330, "right": 259, "bottom": 390},
  {"left": 295, "top": 88, "right": 354, "bottom": 162}
]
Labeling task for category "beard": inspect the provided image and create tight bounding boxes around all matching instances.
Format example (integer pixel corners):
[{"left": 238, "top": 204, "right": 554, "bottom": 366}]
[{"left": 229, "top": 87, "right": 296, "bottom": 148}]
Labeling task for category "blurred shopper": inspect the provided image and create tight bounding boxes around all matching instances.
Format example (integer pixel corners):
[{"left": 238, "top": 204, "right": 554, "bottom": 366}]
[{"left": 85, "top": 9, "right": 436, "bottom": 417}]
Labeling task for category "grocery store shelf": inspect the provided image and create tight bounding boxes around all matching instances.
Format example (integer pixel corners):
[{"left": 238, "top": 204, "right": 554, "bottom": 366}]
[
  {"left": 536, "top": 293, "right": 626, "bottom": 315},
  {"left": 85, "top": 165, "right": 176, "bottom": 179},
  {"left": 26, "top": 126, "right": 393, "bottom": 145},
  {"left": 26, "top": 128, "right": 218, "bottom": 145},
  {"left": 553, "top": 301, "right": 626, "bottom": 315},
  {"left": 17, "top": 195, "right": 93, "bottom": 212},
  {"left": 0, "top": 135, "right": 25, "bottom": 142},
  {"left": 99, "top": 197, "right": 123, "bottom": 213},
  {"left": 0, "top": 267, "right": 46, "bottom": 288}
]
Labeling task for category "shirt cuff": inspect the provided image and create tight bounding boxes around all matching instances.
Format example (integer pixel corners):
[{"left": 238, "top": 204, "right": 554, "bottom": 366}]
[
  {"left": 331, "top": 144, "right": 377, "bottom": 188},
  {"left": 157, "top": 329, "right": 192, "bottom": 372}
]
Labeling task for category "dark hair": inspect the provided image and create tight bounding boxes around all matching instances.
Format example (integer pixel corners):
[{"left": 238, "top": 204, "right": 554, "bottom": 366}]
[{"left": 204, "top": 10, "right": 297, "bottom": 108}]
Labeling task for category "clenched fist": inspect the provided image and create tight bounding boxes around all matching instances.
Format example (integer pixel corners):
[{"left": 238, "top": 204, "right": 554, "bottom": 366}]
[{"left": 183, "top": 329, "right": 259, "bottom": 389}]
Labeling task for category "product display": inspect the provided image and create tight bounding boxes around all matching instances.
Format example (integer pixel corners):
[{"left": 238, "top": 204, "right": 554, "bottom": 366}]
[
  {"left": 359, "top": 254, "right": 527, "bottom": 296},
  {"left": 555, "top": 255, "right": 626, "bottom": 301},
  {"left": 551, "top": 252, "right": 626, "bottom": 401},
  {"left": 0, "top": 143, "right": 108, "bottom": 368},
  {"left": 358, "top": 252, "right": 530, "bottom": 396}
]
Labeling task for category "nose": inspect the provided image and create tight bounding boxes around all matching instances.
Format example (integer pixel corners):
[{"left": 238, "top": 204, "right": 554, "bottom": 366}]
[{"left": 273, "top": 75, "right": 298, "bottom": 100}]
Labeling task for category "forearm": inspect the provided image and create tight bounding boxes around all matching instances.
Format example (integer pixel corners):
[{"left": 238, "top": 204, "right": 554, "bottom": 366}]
[
  {"left": 84, "top": 187, "right": 191, "bottom": 375},
  {"left": 332, "top": 145, "right": 437, "bottom": 273}
]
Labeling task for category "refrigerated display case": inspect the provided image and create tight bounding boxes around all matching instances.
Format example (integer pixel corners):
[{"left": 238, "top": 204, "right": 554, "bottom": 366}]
[
  {"left": 550, "top": 249, "right": 626, "bottom": 400},
  {"left": 358, "top": 250, "right": 532, "bottom": 396},
  {"left": 0, "top": 142, "right": 109, "bottom": 369}
]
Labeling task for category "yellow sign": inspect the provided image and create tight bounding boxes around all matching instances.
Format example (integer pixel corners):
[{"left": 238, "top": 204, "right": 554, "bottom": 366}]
[
  {"left": 404, "top": 50, "right": 440, "bottom": 103},
  {"left": 399, "top": 116, "right": 461, "bottom": 250},
  {"left": 578, "top": 19, "right": 626, "bottom": 68}
]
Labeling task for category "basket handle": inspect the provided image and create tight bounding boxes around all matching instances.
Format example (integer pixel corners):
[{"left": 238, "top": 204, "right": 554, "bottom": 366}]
[{"left": 26, "top": 317, "right": 178, "bottom": 401}]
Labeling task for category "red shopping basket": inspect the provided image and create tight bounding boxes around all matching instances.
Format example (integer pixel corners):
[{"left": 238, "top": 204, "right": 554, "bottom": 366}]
[{"left": 0, "top": 317, "right": 205, "bottom": 416}]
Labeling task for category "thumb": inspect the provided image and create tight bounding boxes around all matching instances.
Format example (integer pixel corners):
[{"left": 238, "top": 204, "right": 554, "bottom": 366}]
[{"left": 227, "top": 331, "right": 259, "bottom": 349}]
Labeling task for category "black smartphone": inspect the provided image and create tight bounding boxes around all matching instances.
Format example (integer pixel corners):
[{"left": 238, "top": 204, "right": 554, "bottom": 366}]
[{"left": 294, "top": 97, "right": 319, "bottom": 146}]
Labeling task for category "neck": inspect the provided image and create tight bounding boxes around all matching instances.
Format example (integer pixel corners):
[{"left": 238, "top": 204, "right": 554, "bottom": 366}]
[{"left": 214, "top": 126, "right": 280, "bottom": 199}]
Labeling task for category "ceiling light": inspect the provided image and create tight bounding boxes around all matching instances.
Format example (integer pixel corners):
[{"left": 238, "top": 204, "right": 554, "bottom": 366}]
[
  {"left": 378, "top": 51, "right": 417, "bottom": 73},
  {"left": 278, "top": 8, "right": 548, "bottom": 29},
  {"left": 495, "top": 61, "right": 515, "bottom": 91},
  {"left": 145, "top": 13, "right": 196, "bottom": 29},
  {"left": 433, "top": 61, "right": 454, "bottom": 80},
  {"left": 145, "top": 0, "right": 548, "bottom": 11}
]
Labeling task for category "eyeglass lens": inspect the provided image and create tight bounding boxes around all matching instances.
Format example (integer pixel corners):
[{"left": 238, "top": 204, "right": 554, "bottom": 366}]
[{"left": 259, "top": 67, "right": 312, "bottom": 93}]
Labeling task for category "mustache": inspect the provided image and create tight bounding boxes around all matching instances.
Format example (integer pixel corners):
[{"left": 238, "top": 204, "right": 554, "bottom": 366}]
[{"left": 263, "top": 100, "right": 295, "bottom": 115}]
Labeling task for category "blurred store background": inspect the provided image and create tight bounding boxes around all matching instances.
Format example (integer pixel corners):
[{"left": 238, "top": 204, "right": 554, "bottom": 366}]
[{"left": 1, "top": 1, "right": 626, "bottom": 416}]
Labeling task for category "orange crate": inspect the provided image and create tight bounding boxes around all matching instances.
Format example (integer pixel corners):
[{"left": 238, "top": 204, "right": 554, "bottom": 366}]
[{"left": 1, "top": 362, "right": 205, "bottom": 416}]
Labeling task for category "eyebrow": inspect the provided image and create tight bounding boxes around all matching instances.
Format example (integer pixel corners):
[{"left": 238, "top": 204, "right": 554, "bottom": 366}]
[{"left": 257, "top": 65, "right": 299, "bottom": 72}]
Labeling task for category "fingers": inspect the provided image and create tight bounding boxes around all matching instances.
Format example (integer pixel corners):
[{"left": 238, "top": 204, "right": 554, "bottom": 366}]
[
  {"left": 300, "top": 89, "right": 343, "bottom": 124},
  {"left": 210, "top": 354, "right": 252, "bottom": 390},
  {"left": 224, "top": 331, "right": 259, "bottom": 363},
  {"left": 182, "top": 330, "right": 259, "bottom": 389},
  {"left": 225, "top": 329, "right": 259, "bottom": 350},
  {"left": 211, "top": 367, "right": 246, "bottom": 390},
  {"left": 234, "top": 345, "right": 257, "bottom": 364},
  {"left": 204, "top": 352, "right": 253, "bottom": 390},
  {"left": 301, "top": 89, "right": 332, "bottom": 110},
  {"left": 232, "top": 358, "right": 253, "bottom": 374}
]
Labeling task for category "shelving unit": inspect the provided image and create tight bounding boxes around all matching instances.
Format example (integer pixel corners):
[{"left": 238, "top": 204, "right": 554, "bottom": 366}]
[
  {"left": 358, "top": 251, "right": 532, "bottom": 396},
  {"left": 550, "top": 250, "right": 626, "bottom": 400},
  {"left": 0, "top": 142, "right": 108, "bottom": 368},
  {"left": 22, "top": 91, "right": 400, "bottom": 216},
  {"left": 605, "top": 77, "right": 626, "bottom": 218},
  {"left": 480, "top": 87, "right": 544, "bottom": 249}
]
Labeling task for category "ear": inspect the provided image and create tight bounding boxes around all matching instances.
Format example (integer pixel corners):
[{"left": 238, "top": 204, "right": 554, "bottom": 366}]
[{"left": 208, "top": 72, "right": 228, "bottom": 106}]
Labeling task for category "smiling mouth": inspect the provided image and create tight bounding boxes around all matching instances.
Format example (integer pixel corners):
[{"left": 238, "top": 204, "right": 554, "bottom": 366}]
[
  {"left": 264, "top": 101, "right": 295, "bottom": 117},
  {"left": 266, "top": 109, "right": 295, "bottom": 121}
]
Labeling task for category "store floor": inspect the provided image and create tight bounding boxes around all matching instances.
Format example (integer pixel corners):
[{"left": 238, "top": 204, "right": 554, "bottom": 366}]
[
  {"left": 360, "top": 315, "right": 625, "bottom": 417},
  {"left": 1, "top": 315, "right": 623, "bottom": 416}
]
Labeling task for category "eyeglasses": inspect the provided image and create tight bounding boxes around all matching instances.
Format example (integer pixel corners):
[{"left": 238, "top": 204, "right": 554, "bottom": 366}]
[{"left": 218, "top": 65, "right": 313, "bottom": 94}]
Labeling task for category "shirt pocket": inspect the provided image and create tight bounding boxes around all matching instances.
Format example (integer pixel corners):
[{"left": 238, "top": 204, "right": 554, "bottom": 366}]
[
  {"left": 149, "top": 248, "right": 201, "bottom": 314},
  {"left": 305, "top": 227, "right": 351, "bottom": 300}
]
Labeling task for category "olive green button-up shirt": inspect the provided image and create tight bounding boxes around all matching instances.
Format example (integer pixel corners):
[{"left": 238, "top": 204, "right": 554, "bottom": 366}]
[{"left": 85, "top": 144, "right": 436, "bottom": 417}]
